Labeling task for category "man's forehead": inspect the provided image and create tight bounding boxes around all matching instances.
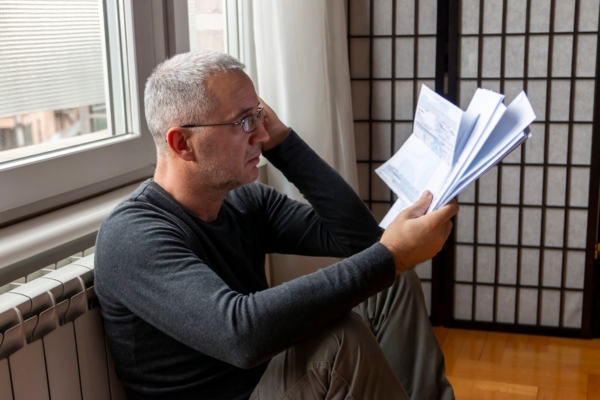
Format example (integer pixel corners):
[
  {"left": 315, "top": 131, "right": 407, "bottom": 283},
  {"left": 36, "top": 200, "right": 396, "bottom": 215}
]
[{"left": 209, "top": 70, "right": 258, "bottom": 119}]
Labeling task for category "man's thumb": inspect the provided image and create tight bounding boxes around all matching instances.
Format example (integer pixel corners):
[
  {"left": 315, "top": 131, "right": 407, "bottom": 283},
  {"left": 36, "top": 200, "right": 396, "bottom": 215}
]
[{"left": 407, "top": 191, "right": 433, "bottom": 217}]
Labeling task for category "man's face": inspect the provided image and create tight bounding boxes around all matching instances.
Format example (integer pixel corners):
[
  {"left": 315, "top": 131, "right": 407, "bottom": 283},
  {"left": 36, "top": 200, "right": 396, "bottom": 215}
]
[{"left": 190, "top": 70, "right": 268, "bottom": 191}]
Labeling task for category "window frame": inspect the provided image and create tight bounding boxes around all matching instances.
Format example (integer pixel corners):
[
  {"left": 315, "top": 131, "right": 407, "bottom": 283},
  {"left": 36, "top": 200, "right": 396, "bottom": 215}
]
[{"left": 0, "top": 0, "right": 188, "bottom": 226}]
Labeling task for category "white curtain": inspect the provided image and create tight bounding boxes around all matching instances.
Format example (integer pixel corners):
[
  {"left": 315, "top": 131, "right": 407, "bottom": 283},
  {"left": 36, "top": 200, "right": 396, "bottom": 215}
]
[{"left": 238, "top": 0, "right": 358, "bottom": 284}]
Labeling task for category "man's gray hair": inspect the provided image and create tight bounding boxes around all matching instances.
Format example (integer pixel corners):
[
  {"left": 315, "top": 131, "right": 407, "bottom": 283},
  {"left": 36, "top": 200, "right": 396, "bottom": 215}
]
[{"left": 144, "top": 50, "right": 245, "bottom": 151}]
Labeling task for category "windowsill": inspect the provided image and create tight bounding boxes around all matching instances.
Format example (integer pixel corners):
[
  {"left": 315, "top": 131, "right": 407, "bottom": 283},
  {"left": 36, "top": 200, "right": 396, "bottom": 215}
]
[
  {"left": 0, "top": 130, "right": 113, "bottom": 164},
  {"left": 0, "top": 182, "right": 142, "bottom": 286}
]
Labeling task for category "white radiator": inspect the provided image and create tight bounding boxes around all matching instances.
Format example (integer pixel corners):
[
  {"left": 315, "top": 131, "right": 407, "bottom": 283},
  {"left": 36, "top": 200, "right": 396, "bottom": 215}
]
[{"left": 0, "top": 254, "right": 126, "bottom": 400}]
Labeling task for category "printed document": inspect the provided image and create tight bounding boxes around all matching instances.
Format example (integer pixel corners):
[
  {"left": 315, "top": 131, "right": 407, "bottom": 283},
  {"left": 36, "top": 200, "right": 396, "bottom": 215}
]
[{"left": 376, "top": 85, "right": 536, "bottom": 228}]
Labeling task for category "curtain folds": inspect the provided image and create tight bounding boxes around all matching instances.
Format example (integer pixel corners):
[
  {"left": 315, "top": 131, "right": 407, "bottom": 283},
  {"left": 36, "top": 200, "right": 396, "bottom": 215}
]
[
  {"left": 239, "top": 0, "right": 359, "bottom": 282},
  {"left": 244, "top": 0, "right": 358, "bottom": 195}
]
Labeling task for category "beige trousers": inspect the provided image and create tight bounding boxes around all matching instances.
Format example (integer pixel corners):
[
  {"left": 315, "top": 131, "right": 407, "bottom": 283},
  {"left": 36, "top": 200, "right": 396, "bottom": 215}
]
[{"left": 250, "top": 269, "right": 455, "bottom": 400}]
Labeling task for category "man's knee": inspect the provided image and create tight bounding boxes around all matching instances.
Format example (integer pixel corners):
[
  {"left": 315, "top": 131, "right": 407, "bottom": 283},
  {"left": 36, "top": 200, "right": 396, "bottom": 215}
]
[
  {"left": 308, "top": 313, "right": 407, "bottom": 398},
  {"left": 255, "top": 312, "right": 402, "bottom": 399},
  {"left": 337, "top": 311, "right": 377, "bottom": 345},
  {"left": 397, "top": 268, "right": 422, "bottom": 291},
  {"left": 385, "top": 268, "right": 427, "bottom": 308},
  {"left": 310, "top": 312, "right": 378, "bottom": 359}
]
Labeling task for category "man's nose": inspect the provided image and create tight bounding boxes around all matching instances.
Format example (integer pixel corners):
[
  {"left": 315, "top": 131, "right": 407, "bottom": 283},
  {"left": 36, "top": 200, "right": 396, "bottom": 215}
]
[{"left": 250, "top": 121, "right": 269, "bottom": 145}]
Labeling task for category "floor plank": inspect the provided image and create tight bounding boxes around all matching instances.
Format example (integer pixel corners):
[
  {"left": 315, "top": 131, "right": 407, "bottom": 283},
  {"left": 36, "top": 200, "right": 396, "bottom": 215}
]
[
  {"left": 454, "top": 354, "right": 587, "bottom": 392},
  {"left": 505, "top": 333, "right": 530, "bottom": 352},
  {"left": 437, "top": 328, "right": 600, "bottom": 400},
  {"left": 588, "top": 374, "right": 600, "bottom": 400},
  {"left": 480, "top": 332, "right": 508, "bottom": 363},
  {"left": 440, "top": 329, "right": 469, "bottom": 375},
  {"left": 433, "top": 326, "right": 450, "bottom": 346},
  {"left": 458, "top": 330, "right": 488, "bottom": 361},
  {"left": 449, "top": 375, "right": 538, "bottom": 400},
  {"left": 535, "top": 387, "right": 586, "bottom": 400},
  {"left": 526, "top": 335, "right": 550, "bottom": 354}
]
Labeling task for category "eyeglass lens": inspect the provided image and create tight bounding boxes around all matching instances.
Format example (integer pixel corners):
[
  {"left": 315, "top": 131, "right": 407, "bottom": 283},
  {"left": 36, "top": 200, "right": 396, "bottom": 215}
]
[
  {"left": 242, "top": 117, "right": 255, "bottom": 133},
  {"left": 242, "top": 108, "right": 263, "bottom": 133}
]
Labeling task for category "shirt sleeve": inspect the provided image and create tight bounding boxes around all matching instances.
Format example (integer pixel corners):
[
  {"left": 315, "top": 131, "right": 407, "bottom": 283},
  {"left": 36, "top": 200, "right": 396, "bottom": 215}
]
[{"left": 261, "top": 129, "right": 383, "bottom": 257}]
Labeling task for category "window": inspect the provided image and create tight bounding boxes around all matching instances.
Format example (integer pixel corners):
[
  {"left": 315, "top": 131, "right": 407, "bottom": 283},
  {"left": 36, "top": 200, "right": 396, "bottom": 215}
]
[
  {"left": 0, "top": 0, "right": 122, "bottom": 164},
  {"left": 188, "top": 0, "right": 226, "bottom": 52},
  {"left": 0, "top": 0, "right": 167, "bottom": 225},
  {"left": 187, "top": 0, "right": 252, "bottom": 63}
]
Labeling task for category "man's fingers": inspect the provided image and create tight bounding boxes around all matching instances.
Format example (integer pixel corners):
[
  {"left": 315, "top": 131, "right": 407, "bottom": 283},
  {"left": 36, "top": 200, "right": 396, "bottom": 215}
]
[
  {"left": 426, "top": 199, "right": 459, "bottom": 226},
  {"left": 442, "top": 219, "right": 453, "bottom": 240},
  {"left": 404, "top": 191, "right": 433, "bottom": 218}
]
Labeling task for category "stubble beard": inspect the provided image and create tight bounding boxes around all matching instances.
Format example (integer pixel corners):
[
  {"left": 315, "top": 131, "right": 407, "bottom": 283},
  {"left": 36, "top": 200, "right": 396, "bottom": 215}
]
[{"left": 203, "top": 143, "right": 262, "bottom": 193}]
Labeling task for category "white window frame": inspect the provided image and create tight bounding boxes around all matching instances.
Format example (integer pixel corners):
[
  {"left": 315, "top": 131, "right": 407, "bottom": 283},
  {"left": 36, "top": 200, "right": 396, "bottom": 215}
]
[{"left": 0, "top": 0, "right": 190, "bottom": 226}]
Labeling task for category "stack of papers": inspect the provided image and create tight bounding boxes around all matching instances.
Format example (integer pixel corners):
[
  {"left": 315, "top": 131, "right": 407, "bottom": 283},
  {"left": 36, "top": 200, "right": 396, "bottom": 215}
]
[{"left": 376, "top": 85, "right": 536, "bottom": 228}]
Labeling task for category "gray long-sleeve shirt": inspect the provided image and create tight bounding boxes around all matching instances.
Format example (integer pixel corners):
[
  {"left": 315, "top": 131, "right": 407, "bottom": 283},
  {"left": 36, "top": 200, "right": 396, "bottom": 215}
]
[{"left": 94, "top": 130, "right": 396, "bottom": 399}]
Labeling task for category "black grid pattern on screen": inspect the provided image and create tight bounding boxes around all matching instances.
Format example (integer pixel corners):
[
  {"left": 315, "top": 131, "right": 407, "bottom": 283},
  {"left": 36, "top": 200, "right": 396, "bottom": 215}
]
[
  {"left": 347, "top": 0, "right": 600, "bottom": 337},
  {"left": 443, "top": 0, "right": 600, "bottom": 338},
  {"left": 347, "top": 0, "right": 444, "bottom": 320}
]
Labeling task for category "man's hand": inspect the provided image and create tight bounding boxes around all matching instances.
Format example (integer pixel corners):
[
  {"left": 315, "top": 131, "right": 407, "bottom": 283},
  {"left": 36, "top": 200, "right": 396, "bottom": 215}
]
[
  {"left": 380, "top": 192, "right": 459, "bottom": 275},
  {"left": 259, "top": 98, "right": 291, "bottom": 151}
]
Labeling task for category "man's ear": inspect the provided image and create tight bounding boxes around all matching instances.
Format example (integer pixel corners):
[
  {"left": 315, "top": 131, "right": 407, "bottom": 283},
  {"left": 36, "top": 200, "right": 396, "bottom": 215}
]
[{"left": 166, "top": 127, "right": 195, "bottom": 161}]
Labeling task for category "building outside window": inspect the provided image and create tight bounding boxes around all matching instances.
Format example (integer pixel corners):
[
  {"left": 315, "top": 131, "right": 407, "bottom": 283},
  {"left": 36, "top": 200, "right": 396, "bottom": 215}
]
[{"left": 0, "top": 0, "right": 113, "bottom": 164}]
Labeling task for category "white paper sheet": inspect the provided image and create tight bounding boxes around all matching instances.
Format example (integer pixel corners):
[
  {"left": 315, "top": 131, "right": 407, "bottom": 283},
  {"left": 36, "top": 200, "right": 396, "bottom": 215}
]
[
  {"left": 376, "top": 86, "right": 536, "bottom": 229},
  {"left": 429, "top": 89, "right": 506, "bottom": 211},
  {"left": 437, "top": 92, "right": 536, "bottom": 207},
  {"left": 412, "top": 85, "right": 464, "bottom": 166},
  {"left": 376, "top": 85, "right": 468, "bottom": 208}
]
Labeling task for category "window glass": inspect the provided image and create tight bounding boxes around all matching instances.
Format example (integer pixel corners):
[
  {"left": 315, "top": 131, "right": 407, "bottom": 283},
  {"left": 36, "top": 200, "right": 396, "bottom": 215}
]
[
  {"left": 188, "top": 0, "right": 226, "bottom": 52},
  {"left": 0, "top": 0, "right": 130, "bottom": 165}
]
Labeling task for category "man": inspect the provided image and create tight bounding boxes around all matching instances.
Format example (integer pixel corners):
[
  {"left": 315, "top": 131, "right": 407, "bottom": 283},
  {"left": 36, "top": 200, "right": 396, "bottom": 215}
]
[{"left": 95, "top": 50, "right": 458, "bottom": 399}]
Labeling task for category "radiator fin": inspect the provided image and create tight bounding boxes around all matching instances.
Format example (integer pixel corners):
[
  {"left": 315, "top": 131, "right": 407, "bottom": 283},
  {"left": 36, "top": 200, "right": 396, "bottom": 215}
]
[{"left": 0, "top": 254, "right": 126, "bottom": 400}]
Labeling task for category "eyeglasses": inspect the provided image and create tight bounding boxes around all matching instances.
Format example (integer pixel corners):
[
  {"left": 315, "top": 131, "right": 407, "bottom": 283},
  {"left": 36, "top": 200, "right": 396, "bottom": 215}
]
[{"left": 181, "top": 107, "right": 264, "bottom": 134}]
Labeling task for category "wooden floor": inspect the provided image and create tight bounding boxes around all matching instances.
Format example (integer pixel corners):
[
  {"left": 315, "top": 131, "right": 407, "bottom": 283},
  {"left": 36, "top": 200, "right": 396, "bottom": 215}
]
[{"left": 433, "top": 327, "right": 600, "bottom": 400}]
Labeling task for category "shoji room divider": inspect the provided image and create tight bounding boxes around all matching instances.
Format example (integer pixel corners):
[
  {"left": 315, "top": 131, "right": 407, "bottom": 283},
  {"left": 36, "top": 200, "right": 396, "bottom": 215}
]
[{"left": 348, "top": 0, "right": 600, "bottom": 338}]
